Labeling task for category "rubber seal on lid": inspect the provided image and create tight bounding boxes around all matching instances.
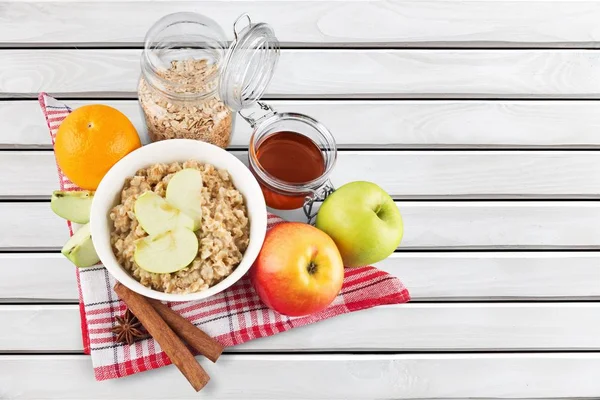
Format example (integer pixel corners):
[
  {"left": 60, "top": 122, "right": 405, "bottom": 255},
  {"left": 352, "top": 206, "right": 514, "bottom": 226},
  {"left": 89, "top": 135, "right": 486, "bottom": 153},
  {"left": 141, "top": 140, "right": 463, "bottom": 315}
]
[{"left": 219, "top": 14, "right": 280, "bottom": 111}]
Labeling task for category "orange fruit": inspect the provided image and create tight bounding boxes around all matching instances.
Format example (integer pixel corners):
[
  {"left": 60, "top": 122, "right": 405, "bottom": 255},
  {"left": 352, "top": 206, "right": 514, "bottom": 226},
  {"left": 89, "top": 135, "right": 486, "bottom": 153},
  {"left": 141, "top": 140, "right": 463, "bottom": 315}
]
[{"left": 55, "top": 105, "right": 141, "bottom": 190}]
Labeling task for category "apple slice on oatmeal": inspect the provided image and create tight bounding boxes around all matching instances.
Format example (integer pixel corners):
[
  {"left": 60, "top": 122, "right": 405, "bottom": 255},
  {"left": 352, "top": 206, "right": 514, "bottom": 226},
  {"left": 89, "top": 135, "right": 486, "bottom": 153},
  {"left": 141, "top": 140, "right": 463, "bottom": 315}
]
[
  {"left": 134, "top": 228, "right": 199, "bottom": 274},
  {"left": 134, "top": 191, "right": 198, "bottom": 235},
  {"left": 166, "top": 168, "right": 204, "bottom": 228}
]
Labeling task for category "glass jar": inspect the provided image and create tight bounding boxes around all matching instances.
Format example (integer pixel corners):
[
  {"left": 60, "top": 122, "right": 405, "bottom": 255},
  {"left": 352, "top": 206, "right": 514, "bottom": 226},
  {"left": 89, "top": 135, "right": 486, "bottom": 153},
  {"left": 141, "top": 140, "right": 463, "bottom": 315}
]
[
  {"left": 246, "top": 104, "right": 337, "bottom": 212},
  {"left": 138, "top": 12, "right": 279, "bottom": 148},
  {"left": 140, "top": 13, "right": 338, "bottom": 213}
]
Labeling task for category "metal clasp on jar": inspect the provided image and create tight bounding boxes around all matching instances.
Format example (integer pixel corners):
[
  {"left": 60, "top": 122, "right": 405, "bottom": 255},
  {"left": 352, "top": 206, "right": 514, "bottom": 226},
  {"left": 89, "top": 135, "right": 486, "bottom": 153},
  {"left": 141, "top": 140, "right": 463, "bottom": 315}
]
[
  {"left": 238, "top": 101, "right": 277, "bottom": 128},
  {"left": 303, "top": 180, "right": 336, "bottom": 225}
]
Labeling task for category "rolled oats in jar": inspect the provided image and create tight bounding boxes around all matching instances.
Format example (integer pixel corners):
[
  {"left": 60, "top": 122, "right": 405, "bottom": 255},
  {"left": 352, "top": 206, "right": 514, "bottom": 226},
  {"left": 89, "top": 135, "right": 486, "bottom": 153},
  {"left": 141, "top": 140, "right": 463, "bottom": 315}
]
[
  {"left": 140, "top": 12, "right": 280, "bottom": 150},
  {"left": 138, "top": 13, "right": 233, "bottom": 147}
]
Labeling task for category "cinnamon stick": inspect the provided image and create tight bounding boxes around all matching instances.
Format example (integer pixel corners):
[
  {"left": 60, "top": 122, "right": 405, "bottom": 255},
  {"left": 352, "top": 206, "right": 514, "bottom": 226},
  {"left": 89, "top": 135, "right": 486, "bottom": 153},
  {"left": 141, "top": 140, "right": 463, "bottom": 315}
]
[
  {"left": 147, "top": 298, "right": 224, "bottom": 363},
  {"left": 114, "top": 283, "right": 210, "bottom": 391}
]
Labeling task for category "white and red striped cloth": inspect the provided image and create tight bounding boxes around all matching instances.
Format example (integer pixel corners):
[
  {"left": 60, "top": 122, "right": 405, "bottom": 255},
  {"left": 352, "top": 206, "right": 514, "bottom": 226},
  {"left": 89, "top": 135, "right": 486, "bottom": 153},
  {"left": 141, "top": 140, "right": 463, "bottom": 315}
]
[{"left": 39, "top": 93, "right": 410, "bottom": 381}]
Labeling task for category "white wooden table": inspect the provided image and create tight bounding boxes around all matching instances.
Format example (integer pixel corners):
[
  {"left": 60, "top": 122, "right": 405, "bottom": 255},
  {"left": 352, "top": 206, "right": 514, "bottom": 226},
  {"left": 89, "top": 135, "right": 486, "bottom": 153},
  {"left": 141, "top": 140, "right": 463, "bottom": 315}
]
[{"left": 2, "top": 1, "right": 600, "bottom": 398}]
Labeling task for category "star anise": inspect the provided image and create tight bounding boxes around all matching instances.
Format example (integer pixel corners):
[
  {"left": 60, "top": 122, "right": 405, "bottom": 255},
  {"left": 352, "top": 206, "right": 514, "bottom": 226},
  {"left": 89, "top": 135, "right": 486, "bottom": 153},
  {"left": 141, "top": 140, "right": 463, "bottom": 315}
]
[{"left": 112, "top": 309, "right": 146, "bottom": 345}]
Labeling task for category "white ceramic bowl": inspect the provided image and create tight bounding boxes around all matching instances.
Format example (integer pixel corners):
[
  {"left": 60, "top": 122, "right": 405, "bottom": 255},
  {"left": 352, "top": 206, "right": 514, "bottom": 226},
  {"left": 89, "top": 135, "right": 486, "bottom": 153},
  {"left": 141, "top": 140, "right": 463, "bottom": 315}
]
[{"left": 90, "top": 139, "right": 267, "bottom": 302}]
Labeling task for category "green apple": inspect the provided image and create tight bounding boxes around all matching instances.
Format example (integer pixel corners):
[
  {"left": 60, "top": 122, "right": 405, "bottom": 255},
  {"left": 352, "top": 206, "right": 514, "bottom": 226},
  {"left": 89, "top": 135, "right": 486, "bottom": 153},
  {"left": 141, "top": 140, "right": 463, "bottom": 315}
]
[
  {"left": 51, "top": 190, "right": 94, "bottom": 224},
  {"left": 315, "top": 181, "right": 402, "bottom": 267},
  {"left": 134, "top": 191, "right": 196, "bottom": 235},
  {"left": 134, "top": 228, "right": 199, "bottom": 274},
  {"left": 166, "top": 169, "right": 203, "bottom": 228},
  {"left": 61, "top": 223, "right": 100, "bottom": 268}
]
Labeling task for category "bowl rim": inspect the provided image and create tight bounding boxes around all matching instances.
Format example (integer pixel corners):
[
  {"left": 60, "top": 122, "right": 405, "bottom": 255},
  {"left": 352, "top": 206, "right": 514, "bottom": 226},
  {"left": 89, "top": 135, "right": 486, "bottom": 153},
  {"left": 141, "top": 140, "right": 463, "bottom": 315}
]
[{"left": 90, "top": 139, "right": 267, "bottom": 302}]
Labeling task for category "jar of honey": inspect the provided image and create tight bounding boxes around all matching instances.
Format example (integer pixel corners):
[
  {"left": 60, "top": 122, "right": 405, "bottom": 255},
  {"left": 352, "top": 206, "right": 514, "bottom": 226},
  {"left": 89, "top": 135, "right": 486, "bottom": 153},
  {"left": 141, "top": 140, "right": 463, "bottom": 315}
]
[{"left": 246, "top": 104, "right": 337, "bottom": 211}]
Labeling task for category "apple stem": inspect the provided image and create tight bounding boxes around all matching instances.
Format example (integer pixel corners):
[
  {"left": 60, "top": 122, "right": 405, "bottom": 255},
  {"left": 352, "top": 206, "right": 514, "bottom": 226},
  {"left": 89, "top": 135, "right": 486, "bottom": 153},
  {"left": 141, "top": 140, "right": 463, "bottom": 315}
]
[
  {"left": 307, "top": 261, "right": 317, "bottom": 275},
  {"left": 373, "top": 204, "right": 382, "bottom": 216}
]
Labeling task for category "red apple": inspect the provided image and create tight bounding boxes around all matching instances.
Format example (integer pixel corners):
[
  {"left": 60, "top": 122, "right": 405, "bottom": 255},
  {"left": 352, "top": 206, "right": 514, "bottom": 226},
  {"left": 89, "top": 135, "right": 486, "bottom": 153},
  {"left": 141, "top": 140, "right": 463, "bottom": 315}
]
[{"left": 250, "top": 222, "right": 344, "bottom": 317}]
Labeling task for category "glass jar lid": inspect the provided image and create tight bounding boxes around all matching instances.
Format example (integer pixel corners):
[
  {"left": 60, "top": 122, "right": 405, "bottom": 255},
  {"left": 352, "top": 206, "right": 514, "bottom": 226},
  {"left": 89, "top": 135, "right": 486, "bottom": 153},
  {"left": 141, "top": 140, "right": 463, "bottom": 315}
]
[
  {"left": 141, "top": 12, "right": 228, "bottom": 98},
  {"left": 219, "top": 14, "right": 280, "bottom": 111}
]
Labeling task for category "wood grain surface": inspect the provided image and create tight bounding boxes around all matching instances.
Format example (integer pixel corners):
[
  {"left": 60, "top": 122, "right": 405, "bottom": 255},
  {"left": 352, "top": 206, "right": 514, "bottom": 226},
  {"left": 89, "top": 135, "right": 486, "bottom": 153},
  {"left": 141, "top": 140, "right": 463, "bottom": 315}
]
[
  {"left": 2, "top": 252, "right": 599, "bottom": 302},
  {"left": 1, "top": 354, "right": 600, "bottom": 399},
  {"left": 4, "top": 50, "right": 600, "bottom": 98},
  {"left": 3, "top": 201, "right": 600, "bottom": 250},
  {"left": 3, "top": 150, "right": 600, "bottom": 199},
  {"left": 6, "top": 99, "right": 600, "bottom": 149},
  {"left": 3, "top": 1, "right": 600, "bottom": 47},
  {"left": 3, "top": 1, "right": 600, "bottom": 398},
  {"left": 3, "top": 303, "right": 600, "bottom": 352}
]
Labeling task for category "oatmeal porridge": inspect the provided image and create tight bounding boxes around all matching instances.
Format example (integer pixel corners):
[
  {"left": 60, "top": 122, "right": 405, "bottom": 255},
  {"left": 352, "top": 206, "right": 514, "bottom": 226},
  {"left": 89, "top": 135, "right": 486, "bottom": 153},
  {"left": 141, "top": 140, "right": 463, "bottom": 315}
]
[{"left": 109, "top": 160, "right": 250, "bottom": 294}]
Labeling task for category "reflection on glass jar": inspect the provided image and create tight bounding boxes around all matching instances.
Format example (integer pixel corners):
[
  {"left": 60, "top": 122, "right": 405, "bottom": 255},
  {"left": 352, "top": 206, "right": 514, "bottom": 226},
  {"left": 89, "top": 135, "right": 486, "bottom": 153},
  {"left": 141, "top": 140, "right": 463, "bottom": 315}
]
[
  {"left": 248, "top": 112, "right": 337, "bottom": 210},
  {"left": 138, "top": 13, "right": 234, "bottom": 148}
]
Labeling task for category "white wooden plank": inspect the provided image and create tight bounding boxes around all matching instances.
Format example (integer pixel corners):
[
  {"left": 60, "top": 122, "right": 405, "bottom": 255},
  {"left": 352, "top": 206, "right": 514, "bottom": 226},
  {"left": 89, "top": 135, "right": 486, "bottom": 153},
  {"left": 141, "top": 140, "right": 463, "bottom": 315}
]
[
  {"left": 277, "top": 201, "right": 600, "bottom": 250},
  {"left": 3, "top": 202, "right": 600, "bottom": 250},
  {"left": 4, "top": 50, "right": 600, "bottom": 98},
  {"left": 3, "top": 252, "right": 599, "bottom": 302},
  {"left": 0, "top": 203, "right": 70, "bottom": 250},
  {"left": 4, "top": 151, "right": 600, "bottom": 199},
  {"left": 4, "top": 1, "right": 600, "bottom": 47},
  {"left": 7, "top": 99, "right": 600, "bottom": 149},
  {"left": 389, "top": 252, "right": 600, "bottom": 301},
  {"left": 0, "top": 305, "right": 82, "bottom": 352},
  {"left": 1, "top": 354, "right": 599, "bottom": 399},
  {"left": 393, "top": 201, "right": 600, "bottom": 250},
  {"left": 0, "top": 254, "right": 78, "bottom": 301},
  {"left": 4, "top": 303, "right": 600, "bottom": 352}
]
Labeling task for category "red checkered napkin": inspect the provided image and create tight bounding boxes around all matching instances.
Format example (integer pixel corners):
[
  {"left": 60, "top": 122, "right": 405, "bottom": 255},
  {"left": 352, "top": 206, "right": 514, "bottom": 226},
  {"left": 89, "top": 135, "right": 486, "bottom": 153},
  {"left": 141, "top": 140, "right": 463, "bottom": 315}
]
[{"left": 39, "top": 93, "right": 410, "bottom": 381}]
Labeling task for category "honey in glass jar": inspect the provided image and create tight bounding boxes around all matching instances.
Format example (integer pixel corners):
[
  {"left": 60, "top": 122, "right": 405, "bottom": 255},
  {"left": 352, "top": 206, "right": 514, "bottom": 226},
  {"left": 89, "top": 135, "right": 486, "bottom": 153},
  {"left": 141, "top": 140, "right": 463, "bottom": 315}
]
[{"left": 248, "top": 112, "right": 337, "bottom": 210}]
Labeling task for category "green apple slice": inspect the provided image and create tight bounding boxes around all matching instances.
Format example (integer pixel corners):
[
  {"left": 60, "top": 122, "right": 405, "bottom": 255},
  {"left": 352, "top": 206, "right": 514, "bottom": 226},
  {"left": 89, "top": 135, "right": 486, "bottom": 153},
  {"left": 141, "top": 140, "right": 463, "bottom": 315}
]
[
  {"left": 134, "top": 191, "right": 195, "bottom": 235},
  {"left": 134, "top": 228, "right": 198, "bottom": 274},
  {"left": 51, "top": 190, "right": 94, "bottom": 224},
  {"left": 61, "top": 223, "right": 100, "bottom": 268},
  {"left": 166, "top": 169, "right": 203, "bottom": 229}
]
